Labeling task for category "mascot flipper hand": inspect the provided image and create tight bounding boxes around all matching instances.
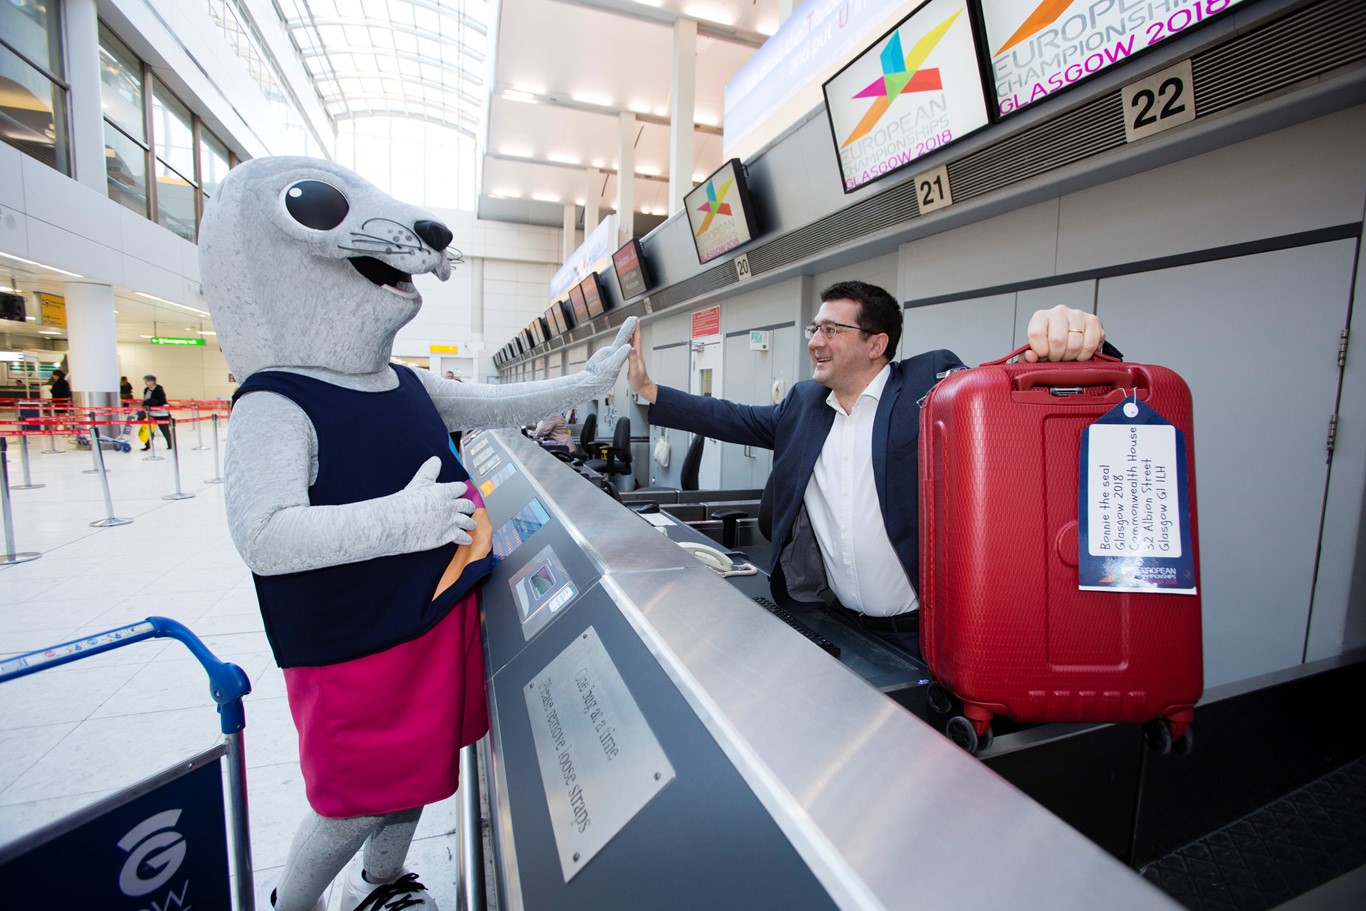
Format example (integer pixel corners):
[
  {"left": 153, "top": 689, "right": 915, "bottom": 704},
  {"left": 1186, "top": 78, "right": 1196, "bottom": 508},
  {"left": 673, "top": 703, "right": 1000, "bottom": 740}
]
[{"left": 198, "top": 156, "right": 633, "bottom": 911}]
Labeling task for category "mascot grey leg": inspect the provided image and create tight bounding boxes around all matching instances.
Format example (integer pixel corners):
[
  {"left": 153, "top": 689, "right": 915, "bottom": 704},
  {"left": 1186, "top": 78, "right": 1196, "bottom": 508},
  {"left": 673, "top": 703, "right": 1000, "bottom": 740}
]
[{"left": 273, "top": 807, "right": 426, "bottom": 910}]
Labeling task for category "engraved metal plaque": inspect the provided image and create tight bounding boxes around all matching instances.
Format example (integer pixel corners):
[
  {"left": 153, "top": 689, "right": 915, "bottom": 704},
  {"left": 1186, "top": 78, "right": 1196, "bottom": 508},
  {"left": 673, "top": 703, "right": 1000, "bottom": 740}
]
[{"left": 524, "top": 626, "right": 676, "bottom": 881}]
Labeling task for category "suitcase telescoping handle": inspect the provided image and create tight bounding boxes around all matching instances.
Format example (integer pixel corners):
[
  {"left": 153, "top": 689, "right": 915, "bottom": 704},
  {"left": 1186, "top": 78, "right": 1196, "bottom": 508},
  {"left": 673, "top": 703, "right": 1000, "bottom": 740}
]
[{"left": 982, "top": 344, "right": 1141, "bottom": 394}]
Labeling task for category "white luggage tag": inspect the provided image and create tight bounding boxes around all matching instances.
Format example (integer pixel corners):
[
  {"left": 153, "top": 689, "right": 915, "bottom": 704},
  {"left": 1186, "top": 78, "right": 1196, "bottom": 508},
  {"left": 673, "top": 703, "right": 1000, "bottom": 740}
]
[{"left": 1078, "top": 392, "right": 1196, "bottom": 594}]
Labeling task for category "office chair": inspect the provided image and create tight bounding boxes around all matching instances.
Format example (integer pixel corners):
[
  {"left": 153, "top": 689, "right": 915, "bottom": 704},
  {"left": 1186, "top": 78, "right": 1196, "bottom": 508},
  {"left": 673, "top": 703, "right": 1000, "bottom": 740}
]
[
  {"left": 585, "top": 416, "right": 633, "bottom": 481},
  {"left": 637, "top": 433, "right": 705, "bottom": 494},
  {"left": 570, "top": 412, "right": 597, "bottom": 464}
]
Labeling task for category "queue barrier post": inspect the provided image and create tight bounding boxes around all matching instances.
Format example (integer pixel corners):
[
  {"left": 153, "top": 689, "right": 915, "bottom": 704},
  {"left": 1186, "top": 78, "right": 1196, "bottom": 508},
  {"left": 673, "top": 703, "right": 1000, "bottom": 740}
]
[
  {"left": 206, "top": 413, "right": 225, "bottom": 485},
  {"left": 1, "top": 438, "right": 42, "bottom": 564},
  {"left": 143, "top": 412, "right": 165, "bottom": 462},
  {"left": 163, "top": 417, "right": 194, "bottom": 501},
  {"left": 88, "top": 414, "right": 132, "bottom": 528},
  {"left": 83, "top": 414, "right": 106, "bottom": 474},
  {"left": 40, "top": 401, "right": 61, "bottom": 454},
  {"left": 10, "top": 433, "right": 44, "bottom": 490},
  {"left": 192, "top": 404, "right": 210, "bottom": 450}
]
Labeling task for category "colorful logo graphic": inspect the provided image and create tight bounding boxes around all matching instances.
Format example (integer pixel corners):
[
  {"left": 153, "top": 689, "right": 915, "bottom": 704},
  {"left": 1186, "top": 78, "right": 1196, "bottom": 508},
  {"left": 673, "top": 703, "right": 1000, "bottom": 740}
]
[
  {"left": 995, "top": 0, "right": 1075, "bottom": 56},
  {"left": 841, "top": 10, "right": 962, "bottom": 149},
  {"left": 694, "top": 177, "right": 734, "bottom": 235}
]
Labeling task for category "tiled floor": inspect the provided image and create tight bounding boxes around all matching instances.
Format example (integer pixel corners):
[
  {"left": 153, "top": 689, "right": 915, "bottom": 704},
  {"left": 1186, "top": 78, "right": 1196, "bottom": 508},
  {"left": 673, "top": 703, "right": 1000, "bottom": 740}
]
[{"left": 0, "top": 426, "right": 462, "bottom": 908}]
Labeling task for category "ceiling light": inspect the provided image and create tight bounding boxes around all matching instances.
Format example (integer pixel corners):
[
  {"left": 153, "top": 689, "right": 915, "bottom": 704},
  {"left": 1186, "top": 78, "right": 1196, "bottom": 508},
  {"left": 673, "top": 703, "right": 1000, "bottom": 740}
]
[
  {"left": 140, "top": 334, "right": 153, "bottom": 339},
  {"left": 575, "top": 198, "right": 586, "bottom": 206},
  {"left": 0, "top": 285, "right": 17, "bottom": 293},
  {"left": 25, "top": 315, "right": 36, "bottom": 320},
  {"left": 571, "top": 92, "right": 612, "bottom": 108},
  {"left": 38, "top": 329, "right": 61, "bottom": 335},
  {"left": 532, "top": 193, "right": 561, "bottom": 203},
  {"left": 653, "top": 106, "right": 669, "bottom": 117},
  {"left": 135, "top": 291, "right": 210, "bottom": 317},
  {"left": 498, "top": 146, "right": 534, "bottom": 159},
  {"left": 502, "top": 90, "right": 539, "bottom": 103},
  {"left": 511, "top": 83, "right": 546, "bottom": 96},
  {"left": 637, "top": 165, "right": 659, "bottom": 176},
  {"left": 0, "top": 251, "right": 83, "bottom": 278},
  {"left": 547, "top": 153, "right": 581, "bottom": 165},
  {"left": 199, "top": 330, "right": 217, "bottom": 335},
  {"left": 491, "top": 189, "right": 521, "bottom": 199},
  {"left": 591, "top": 159, "right": 605, "bottom": 169}
]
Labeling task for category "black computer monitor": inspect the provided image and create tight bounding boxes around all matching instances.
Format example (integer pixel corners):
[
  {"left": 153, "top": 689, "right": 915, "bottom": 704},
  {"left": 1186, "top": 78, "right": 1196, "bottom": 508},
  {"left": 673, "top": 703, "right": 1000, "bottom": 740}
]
[
  {"left": 580, "top": 272, "right": 607, "bottom": 318},
  {"left": 567, "top": 283, "right": 590, "bottom": 326},
  {"left": 683, "top": 158, "right": 759, "bottom": 264},
  {"left": 612, "top": 238, "right": 649, "bottom": 300}
]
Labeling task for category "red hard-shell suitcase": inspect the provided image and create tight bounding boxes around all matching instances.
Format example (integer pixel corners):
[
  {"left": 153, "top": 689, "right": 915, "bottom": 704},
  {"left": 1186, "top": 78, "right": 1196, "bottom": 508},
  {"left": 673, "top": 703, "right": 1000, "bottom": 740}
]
[{"left": 918, "top": 345, "right": 1202, "bottom": 754}]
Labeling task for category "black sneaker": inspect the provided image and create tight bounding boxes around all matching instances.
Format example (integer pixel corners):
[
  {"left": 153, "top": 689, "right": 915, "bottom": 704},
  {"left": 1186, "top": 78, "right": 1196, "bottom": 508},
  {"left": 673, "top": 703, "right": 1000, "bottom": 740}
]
[{"left": 350, "top": 872, "right": 434, "bottom": 911}]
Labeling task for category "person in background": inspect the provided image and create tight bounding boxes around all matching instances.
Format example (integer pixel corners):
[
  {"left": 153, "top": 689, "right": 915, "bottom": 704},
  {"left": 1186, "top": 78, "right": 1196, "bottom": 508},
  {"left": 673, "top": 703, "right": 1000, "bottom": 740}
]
[
  {"left": 443, "top": 370, "right": 455, "bottom": 379},
  {"left": 530, "top": 411, "right": 571, "bottom": 448},
  {"left": 629, "top": 280, "right": 1111, "bottom": 659},
  {"left": 49, "top": 369, "right": 71, "bottom": 405},
  {"left": 141, "top": 374, "right": 172, "bottom": 450},
  {"left": 120, "top": 375, "right": 134, "bottom": 400}
]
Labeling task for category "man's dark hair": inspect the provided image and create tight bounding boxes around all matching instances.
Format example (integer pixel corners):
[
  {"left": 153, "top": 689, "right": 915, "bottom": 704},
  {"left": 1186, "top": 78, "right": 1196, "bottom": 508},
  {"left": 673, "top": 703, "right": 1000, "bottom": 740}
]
[{"left": 819, "top": 280, "right": 902, "bottom": 357}]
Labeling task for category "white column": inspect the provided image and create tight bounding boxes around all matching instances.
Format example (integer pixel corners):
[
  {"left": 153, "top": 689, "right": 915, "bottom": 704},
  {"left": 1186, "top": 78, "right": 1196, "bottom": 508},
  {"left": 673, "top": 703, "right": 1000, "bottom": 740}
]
[
  {"left": 64, "top": 281, "right": 119, "bottom": 409},
  {"left": 668, "top": 18, "right": 697, "bottom": 216},
  {"left": 562, "top": 204, "right": 576, "bottom": 261},
  {"left": 584, "top": 167, "right": 601, "bottom": 238},
  {"left": 617, "top": 113, "right": 636, "bottom": 245},
  {"left": 470, "top": 258, "right": 485, "bottom": 381},
  {"left": 63, "top": 0, "right": 107, "bottom": 193}
]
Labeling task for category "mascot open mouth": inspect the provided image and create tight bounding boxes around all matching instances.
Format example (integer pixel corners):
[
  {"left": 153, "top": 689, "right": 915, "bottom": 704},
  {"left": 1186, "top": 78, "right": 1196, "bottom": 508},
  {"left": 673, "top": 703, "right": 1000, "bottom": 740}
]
[{"left": 349, "top": 256, "right": 418, "bottom": 297}]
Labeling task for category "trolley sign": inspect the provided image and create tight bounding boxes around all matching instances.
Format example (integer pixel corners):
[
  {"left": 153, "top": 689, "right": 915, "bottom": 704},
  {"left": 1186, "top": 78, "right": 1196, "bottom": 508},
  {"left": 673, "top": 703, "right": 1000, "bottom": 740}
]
[{"left": 0, "top": 747, "right": 233, "bottom": 909}]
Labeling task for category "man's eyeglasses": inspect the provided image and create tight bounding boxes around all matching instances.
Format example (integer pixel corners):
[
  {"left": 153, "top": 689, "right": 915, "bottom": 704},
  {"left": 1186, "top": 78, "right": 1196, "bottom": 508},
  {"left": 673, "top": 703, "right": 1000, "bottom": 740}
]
[{"left": 804, "top": 320, "right": 868, "bottom": 340}]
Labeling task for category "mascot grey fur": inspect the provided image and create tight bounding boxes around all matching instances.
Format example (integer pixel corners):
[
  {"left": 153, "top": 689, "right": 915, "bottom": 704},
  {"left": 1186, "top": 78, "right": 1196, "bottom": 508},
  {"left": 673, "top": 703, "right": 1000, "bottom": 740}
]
[{"left": 199, "top": 156, "right": 635, "bottom": 911}]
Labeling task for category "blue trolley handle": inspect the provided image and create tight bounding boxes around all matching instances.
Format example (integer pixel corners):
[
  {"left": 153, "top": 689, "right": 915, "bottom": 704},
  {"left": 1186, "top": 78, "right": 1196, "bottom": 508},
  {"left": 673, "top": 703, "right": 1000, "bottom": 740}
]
[{"left": 0, "top": 616, "right": 252, "bottom": 735}]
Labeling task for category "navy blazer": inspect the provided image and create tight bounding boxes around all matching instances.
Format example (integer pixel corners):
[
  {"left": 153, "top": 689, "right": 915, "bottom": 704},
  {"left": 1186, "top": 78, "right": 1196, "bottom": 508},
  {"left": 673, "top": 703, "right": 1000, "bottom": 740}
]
[{"left": 649, "top": 348, "right": 966, "bottom": 605}]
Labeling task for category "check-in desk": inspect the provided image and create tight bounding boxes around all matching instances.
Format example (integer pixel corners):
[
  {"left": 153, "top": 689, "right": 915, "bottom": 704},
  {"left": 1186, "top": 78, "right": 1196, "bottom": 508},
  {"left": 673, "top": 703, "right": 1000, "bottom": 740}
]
[{"left": 461, "top": 430, "right": 1179, "bottom": 910}]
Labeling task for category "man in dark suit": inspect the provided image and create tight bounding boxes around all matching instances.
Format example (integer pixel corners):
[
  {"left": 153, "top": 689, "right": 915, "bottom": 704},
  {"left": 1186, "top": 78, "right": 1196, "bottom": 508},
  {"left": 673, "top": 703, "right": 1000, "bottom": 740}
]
[{"left": 627, "top": 280, "right": 1107, "bottom": 658}]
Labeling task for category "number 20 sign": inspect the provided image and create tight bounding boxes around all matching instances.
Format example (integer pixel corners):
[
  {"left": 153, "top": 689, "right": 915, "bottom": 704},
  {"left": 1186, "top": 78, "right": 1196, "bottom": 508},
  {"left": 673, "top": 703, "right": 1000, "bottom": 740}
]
[{"left": 1122, "top": 59, "right": 1196, "bottom": 143}]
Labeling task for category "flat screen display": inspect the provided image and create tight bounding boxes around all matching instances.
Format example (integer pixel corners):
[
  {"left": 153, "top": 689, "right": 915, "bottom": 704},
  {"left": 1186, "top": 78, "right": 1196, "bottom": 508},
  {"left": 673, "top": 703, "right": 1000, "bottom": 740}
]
[
  {"left": 612, "top": 239, "right": 650, "bottom": 300},
  {"left": 580, "top": 272, "right": 607, "bottom": 318},
  {"left": 567, "top": 283, "right": 590, "bottom": 326},
  {"left": 543, "top": 304, "right": 560, "bottom": 337},
  {"left": 683, "top": 158, "right": 759, "bottom": 264},
  {"left": 983, "top": 0, "right": 1250, "bottom": 117},
  {"left": 823, "top": 0, "right": 988, "bottom": 194},
  {"left": 530, "top": 317, "right": 547, "bottom": 346}
]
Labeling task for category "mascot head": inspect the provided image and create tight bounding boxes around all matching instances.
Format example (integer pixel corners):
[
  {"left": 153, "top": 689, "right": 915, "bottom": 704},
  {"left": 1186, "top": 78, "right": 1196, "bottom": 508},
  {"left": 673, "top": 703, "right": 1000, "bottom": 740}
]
[{"left": 198, "top": 157, "right": 454, "bottom": 378}]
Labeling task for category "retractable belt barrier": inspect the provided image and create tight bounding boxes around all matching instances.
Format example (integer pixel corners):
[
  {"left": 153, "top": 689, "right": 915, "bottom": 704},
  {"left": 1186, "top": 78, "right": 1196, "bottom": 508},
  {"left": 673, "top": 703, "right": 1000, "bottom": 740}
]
[{"left": 0, "top": 400, "right": 230, "bottom": 529}]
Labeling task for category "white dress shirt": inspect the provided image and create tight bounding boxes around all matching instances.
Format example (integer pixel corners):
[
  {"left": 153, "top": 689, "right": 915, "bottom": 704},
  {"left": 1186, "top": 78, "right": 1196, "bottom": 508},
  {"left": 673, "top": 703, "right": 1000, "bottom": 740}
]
[{"left": 802, "top": 365, "right": 919, "bottom": 617}]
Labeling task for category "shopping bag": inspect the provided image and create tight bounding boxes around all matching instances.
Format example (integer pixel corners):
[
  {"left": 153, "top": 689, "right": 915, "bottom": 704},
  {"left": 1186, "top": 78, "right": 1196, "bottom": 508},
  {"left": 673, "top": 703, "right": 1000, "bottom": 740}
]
[{"left": 137, "top": 424, "right": 150, "bottom": 444}]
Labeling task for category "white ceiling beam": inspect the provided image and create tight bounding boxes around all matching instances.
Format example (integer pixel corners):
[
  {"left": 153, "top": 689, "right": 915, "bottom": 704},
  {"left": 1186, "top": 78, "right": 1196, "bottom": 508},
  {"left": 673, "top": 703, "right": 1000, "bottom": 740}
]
[
  {"left": 540, "top": 0, "right": 769, "bottom": 47},
  {"left": 493, "top": 85, "right": 723, "bottom": 135},
  {"left": 486, "top": 151, "right": 669, "bottom": 183}
]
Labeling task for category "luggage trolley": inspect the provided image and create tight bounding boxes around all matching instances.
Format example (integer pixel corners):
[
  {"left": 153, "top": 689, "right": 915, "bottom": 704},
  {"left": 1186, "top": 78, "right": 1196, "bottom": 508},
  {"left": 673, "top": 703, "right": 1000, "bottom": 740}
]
[{"left": 0, "top": 617, "right": 256, "bottom": 909}]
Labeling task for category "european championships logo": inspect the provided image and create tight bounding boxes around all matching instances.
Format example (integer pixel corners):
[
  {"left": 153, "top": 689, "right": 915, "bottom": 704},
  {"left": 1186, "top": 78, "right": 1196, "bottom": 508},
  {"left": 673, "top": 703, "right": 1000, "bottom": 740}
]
[
  {"left": 995, "top": 0, "right": 1075, "bottom": 55},
  {"left": 694, "top": 177, "right": 734, "bottom": 235},
  {"left": 840, "top": 9, "right": 962, "bottom": 149}
]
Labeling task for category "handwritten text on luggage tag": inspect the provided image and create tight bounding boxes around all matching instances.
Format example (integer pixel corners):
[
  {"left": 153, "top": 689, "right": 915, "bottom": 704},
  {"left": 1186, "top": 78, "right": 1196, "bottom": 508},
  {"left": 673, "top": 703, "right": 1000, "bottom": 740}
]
[{"left": 1078, "top": 396, "right": 1196, "bottom": 594}]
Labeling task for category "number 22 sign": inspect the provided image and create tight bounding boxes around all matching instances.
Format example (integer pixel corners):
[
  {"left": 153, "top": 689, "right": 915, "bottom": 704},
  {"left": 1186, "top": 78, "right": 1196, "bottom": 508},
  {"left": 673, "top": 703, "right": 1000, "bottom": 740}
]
[{"left": 1122, "top": 59, "right": 1196, "bottom": 143}]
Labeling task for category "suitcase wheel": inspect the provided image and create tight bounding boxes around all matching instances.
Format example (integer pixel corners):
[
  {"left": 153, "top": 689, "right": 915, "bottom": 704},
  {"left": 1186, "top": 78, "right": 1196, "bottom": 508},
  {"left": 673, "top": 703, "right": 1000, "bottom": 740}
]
[
  {"left": 1143, "top": 718, "right": 1195, "bottom": 755},
  {"left": 925, "top": 681, "right": 953, "bottom": 715},
  {"left": 946, "top": 715, "right": 994, "bottom": 755}
]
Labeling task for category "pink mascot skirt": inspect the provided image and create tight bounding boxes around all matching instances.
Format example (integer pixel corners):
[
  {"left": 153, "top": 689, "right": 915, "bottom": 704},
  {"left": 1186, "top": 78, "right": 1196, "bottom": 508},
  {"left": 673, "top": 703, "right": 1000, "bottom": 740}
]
[{"left": 282, "top": 591, "right": 489, "bottom": 818}]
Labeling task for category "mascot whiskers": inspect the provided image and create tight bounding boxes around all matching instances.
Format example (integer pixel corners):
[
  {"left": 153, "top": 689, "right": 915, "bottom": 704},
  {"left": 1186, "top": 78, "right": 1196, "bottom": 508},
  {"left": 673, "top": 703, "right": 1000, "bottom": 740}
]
[{"left": 199, "top": 157, "right": 635, "bottom": 911}]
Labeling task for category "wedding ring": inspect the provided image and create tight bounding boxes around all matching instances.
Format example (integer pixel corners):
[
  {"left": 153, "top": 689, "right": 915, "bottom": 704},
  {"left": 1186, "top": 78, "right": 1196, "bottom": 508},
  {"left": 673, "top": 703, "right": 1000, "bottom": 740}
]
[{"left": 1067, "top": 328, "right": 1085, "bottom": 334}]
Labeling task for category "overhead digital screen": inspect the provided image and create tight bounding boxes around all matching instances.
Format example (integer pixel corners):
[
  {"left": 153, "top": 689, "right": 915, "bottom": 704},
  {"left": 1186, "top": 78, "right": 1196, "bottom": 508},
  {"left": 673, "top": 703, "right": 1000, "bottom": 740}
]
[
  {"left": 567, "top": 283, "right": 590, "bottom": 326},
  {"left": 543, "top": 304, "right": 562, "bottom": 337},
  {"left": 683, "top": 158, "right": 759, "bottom": 264},
  {"left": 612, "top": 238, "right": 649, "bottom": 300},
  {"left": 984, "top": 0, "right": 1251, "bottom": 116},
  {"left": 580, "top": 272, "right": 606, "bottom": 318},
  {"left": 823, "top": 0, "right": 988, "bottom": 194}
]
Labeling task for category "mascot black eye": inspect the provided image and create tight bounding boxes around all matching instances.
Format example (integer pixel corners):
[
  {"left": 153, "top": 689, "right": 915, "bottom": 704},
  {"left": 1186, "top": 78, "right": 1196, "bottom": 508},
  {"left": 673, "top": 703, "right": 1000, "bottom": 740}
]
[{"left": 283, "top": 180, "right": 349, "bottom": 230}]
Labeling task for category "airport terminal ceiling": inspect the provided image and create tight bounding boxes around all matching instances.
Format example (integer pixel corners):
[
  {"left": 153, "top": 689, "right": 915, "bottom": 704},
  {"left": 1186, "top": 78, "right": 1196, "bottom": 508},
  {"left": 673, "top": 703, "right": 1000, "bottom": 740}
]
[{"left": 0, "top": 0, "right": 781, "bottom": 350}]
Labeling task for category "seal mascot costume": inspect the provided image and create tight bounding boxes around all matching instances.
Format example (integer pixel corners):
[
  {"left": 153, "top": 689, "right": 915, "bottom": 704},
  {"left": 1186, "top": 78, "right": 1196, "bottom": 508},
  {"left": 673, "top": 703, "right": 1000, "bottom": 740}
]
[{"left": 198, "top": 157, "right": 636, "bottom": 911}]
